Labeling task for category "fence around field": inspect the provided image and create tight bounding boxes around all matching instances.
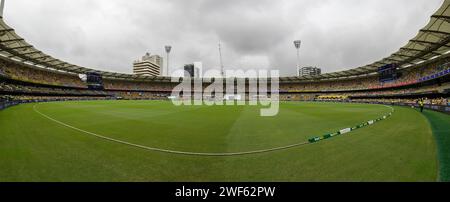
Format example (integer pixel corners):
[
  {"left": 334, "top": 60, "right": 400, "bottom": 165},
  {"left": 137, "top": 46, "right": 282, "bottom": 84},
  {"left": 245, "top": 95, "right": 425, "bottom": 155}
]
[
  {"left": 2, "top": 98, "right": 450, "bottom": 114},
  {"left": 318, "top": 100, "right": 450, "bottom": 115},
  {"left": 378, "top": 102, "right": 450, "bottom": 114},
  {"left": 0, "top": 98, "right": 116, "bottom": 110}
]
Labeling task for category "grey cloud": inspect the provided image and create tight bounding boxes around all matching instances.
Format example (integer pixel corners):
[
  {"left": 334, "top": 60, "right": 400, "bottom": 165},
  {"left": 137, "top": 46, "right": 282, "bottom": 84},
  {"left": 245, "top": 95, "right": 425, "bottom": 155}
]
[{"left": 4, "top": 0, "right": 444, "bottom": 76}]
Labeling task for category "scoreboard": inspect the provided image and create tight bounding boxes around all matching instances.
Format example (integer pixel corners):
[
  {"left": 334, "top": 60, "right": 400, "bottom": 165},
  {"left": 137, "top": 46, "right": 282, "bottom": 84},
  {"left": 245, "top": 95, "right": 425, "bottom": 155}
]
[
  {"left": 86, "top": 72, "right": 104, "bottom": 90},
  {"left": 378, "top": 64, "right": 400, "bottom": 82}
]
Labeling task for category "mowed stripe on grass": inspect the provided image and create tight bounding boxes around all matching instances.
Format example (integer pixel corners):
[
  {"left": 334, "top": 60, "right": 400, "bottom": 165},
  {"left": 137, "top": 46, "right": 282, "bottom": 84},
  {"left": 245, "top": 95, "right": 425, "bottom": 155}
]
[{"left": 0, "top": 101, "right": 437, "bottom": 181}]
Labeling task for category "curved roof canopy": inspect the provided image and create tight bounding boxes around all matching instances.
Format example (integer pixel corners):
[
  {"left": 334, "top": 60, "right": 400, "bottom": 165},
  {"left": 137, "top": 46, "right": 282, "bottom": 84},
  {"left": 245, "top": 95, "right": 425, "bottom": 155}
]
[{"left": 1, "top": 0, "right": 450, "bottom": 82}]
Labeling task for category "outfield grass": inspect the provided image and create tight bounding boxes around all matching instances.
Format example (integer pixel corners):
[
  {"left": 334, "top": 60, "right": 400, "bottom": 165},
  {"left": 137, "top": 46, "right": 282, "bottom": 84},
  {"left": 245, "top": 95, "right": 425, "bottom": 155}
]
[
  {"left": 0, "top": 101, "right": 438, "bottom": 181},
  {"left": 422, "top": 110, "right": 450, "bottom": 182}
]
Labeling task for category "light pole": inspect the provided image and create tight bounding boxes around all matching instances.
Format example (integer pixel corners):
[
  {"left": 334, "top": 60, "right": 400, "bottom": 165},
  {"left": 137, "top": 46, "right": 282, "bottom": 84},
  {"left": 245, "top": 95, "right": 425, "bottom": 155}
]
[
  {"left": 294, "top": 40, "right": 301, "bottom": 76},
  {"left": 165, "top": 45, "right": 172, "bottom": 76}
]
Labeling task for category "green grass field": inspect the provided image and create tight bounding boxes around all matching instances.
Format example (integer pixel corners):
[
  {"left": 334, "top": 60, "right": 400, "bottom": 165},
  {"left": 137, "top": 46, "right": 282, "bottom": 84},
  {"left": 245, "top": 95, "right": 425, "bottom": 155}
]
[
  {"left": 0, "top": 101, "right": 442, "bottom": 181},
  {"left": 423, "top": 110, "right": 450, "bottom": 181}
]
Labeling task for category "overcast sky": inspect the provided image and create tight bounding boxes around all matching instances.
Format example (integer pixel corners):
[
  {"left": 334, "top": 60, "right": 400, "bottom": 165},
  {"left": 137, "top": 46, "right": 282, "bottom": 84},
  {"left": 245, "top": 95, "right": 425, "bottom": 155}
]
[{"left": 3, "top": 0, "right": 444, "bottom": 76}]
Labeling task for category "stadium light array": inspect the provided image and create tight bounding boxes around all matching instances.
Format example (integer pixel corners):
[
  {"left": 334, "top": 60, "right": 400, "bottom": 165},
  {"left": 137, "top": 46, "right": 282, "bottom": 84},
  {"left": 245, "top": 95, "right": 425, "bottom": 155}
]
[
  {"left": 165, "top": 45, "right": 172, "bottom": 76},
  {"left": 294, "top": 40, "right": 301, "bottom": 76}
]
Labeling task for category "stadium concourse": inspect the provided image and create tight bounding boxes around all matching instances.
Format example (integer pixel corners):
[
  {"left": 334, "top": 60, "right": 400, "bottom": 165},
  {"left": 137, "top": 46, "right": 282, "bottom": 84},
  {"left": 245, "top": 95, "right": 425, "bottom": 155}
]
[{"left": 0, "top": 0, "right": 450, "bottom": 182}]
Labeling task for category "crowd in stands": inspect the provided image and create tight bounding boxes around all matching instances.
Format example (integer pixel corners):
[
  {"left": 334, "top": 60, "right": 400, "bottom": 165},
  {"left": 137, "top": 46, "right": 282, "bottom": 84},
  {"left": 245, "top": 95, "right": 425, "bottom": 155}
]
[
  {"left": 0, "top": 95, "right": 8, "bottom": 102},
  {"left": 0, "top": 94, "right": 116, "bottom": 110},
  {"left": 0, "top": 60, "right": 87, "bottom": 88},
  {"left": 280, "top": 82, "right": 450, "bottom": 103},
  {"left": 103, "top": 79, "right": 176, "bottom": 92},
  {"left": 280, "top": 58, "right": 450, "bottom": 92},
  {"left": 1, "top": 55, "right": 449, "bottom": 94},
  {"left": 0, "top": 81, "right": 110, "bottom": 96},
  {"left": 322, "top": 82, "right": 449, "bottom": 98},
  {"left": 1, "top": 55, "right": 450, "bottom": 109},
  {"left": 350, "top": 97, "right": 449, "bottom": 106},
  {"left": 1, "top": 95, "right": 112, "bottom": 102},
  {"left": 113, "top": 91, "right": 170, "bottom": 100}
]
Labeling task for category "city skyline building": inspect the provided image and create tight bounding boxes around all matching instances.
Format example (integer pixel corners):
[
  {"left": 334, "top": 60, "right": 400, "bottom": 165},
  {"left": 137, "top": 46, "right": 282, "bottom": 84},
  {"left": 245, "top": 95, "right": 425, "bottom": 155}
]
[
  {"left": 298, "top": 66, "right": 321, "bottom": 77},
  {"left": 133, "top": 52, "right": 163, "bottom": 76}
]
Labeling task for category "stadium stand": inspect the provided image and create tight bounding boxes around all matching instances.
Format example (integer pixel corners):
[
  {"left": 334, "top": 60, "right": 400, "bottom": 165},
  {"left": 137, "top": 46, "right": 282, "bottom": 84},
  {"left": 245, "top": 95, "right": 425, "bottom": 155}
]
[
  {"left": 1, "top": 53, "right": 448, "bottom": 111},
  {"left": 0, "top": 0, "right": 450, "bottom": 113}
]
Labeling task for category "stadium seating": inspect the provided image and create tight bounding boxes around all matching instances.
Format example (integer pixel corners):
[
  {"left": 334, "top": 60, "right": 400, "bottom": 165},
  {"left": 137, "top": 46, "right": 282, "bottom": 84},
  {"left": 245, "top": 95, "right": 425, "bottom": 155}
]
[
  {"left": 1, "top": 55, "right": 449, "bottom": 108},
  {"left": 0, "top": 61, "right": 87, "bottom": 88}
]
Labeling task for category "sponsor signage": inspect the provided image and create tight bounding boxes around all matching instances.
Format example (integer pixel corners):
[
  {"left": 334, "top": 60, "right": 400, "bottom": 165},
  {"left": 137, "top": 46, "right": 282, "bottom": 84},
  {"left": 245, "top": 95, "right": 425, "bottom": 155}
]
[{"left": 339, "top": 128, "right": 351, "bottom": 134}]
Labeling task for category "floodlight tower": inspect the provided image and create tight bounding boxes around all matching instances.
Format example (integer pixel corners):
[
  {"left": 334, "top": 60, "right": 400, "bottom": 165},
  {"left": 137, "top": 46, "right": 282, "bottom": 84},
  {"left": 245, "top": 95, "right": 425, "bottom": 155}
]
[
  {"left": 0, "top": 0, "right": 5, "bottom": 18},
  {"left": 165, "top": 45, "right": 172, "bottom": 76},
  {"left": 294, "top": 40, "right": 302, "bottom": 76}
]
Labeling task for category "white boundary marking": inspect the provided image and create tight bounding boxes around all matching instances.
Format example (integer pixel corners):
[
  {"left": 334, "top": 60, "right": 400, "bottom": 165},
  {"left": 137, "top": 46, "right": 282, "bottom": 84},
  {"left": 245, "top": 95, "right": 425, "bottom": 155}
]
[{"left": 32, "top": 103, "right": 394, "bottom": 157}]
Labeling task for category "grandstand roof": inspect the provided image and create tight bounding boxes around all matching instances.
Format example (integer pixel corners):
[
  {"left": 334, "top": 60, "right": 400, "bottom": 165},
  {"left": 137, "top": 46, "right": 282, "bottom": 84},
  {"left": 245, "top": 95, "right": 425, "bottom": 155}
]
[{"left": 1, "top": 0, "right": 450, "bottom": 82}]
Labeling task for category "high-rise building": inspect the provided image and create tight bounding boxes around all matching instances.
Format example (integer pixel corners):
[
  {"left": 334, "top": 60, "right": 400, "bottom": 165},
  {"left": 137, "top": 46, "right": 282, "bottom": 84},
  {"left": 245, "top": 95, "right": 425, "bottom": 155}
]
[
  {"left": 133, "top": 53, "right": 163, "bottom": 76},
  {"left": 298, "top": 66, "right": 321, "bottom": 77},
  {"left": 184, "top": 64, "right": 195, "bottom": 78},
  {"left": 184, "top": 63, "right": 202, "bottom": 78}
]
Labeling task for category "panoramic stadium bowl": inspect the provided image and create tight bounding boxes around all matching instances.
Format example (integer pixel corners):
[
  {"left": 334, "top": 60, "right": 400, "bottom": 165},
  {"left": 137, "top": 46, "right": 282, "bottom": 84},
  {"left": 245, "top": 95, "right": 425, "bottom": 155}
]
[{"left": 0, "top": 0, "right": 449, "bottom": 185}]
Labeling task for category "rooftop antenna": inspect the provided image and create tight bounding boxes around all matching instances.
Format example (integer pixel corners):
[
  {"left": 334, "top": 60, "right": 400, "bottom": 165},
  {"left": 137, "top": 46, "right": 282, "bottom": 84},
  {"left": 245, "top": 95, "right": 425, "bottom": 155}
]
[
  {"left": 218, "top": 41, "right": 224, "bottom": 77},
  {"left": 0, "top": 0, "right": 5, "bottom": 18}
]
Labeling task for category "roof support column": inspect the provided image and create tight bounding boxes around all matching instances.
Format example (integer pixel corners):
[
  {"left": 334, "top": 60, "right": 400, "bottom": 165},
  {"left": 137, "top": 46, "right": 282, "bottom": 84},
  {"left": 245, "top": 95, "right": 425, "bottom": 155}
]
[{"left": 0, "top": 0, "right": 5, "bottom": 18}]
